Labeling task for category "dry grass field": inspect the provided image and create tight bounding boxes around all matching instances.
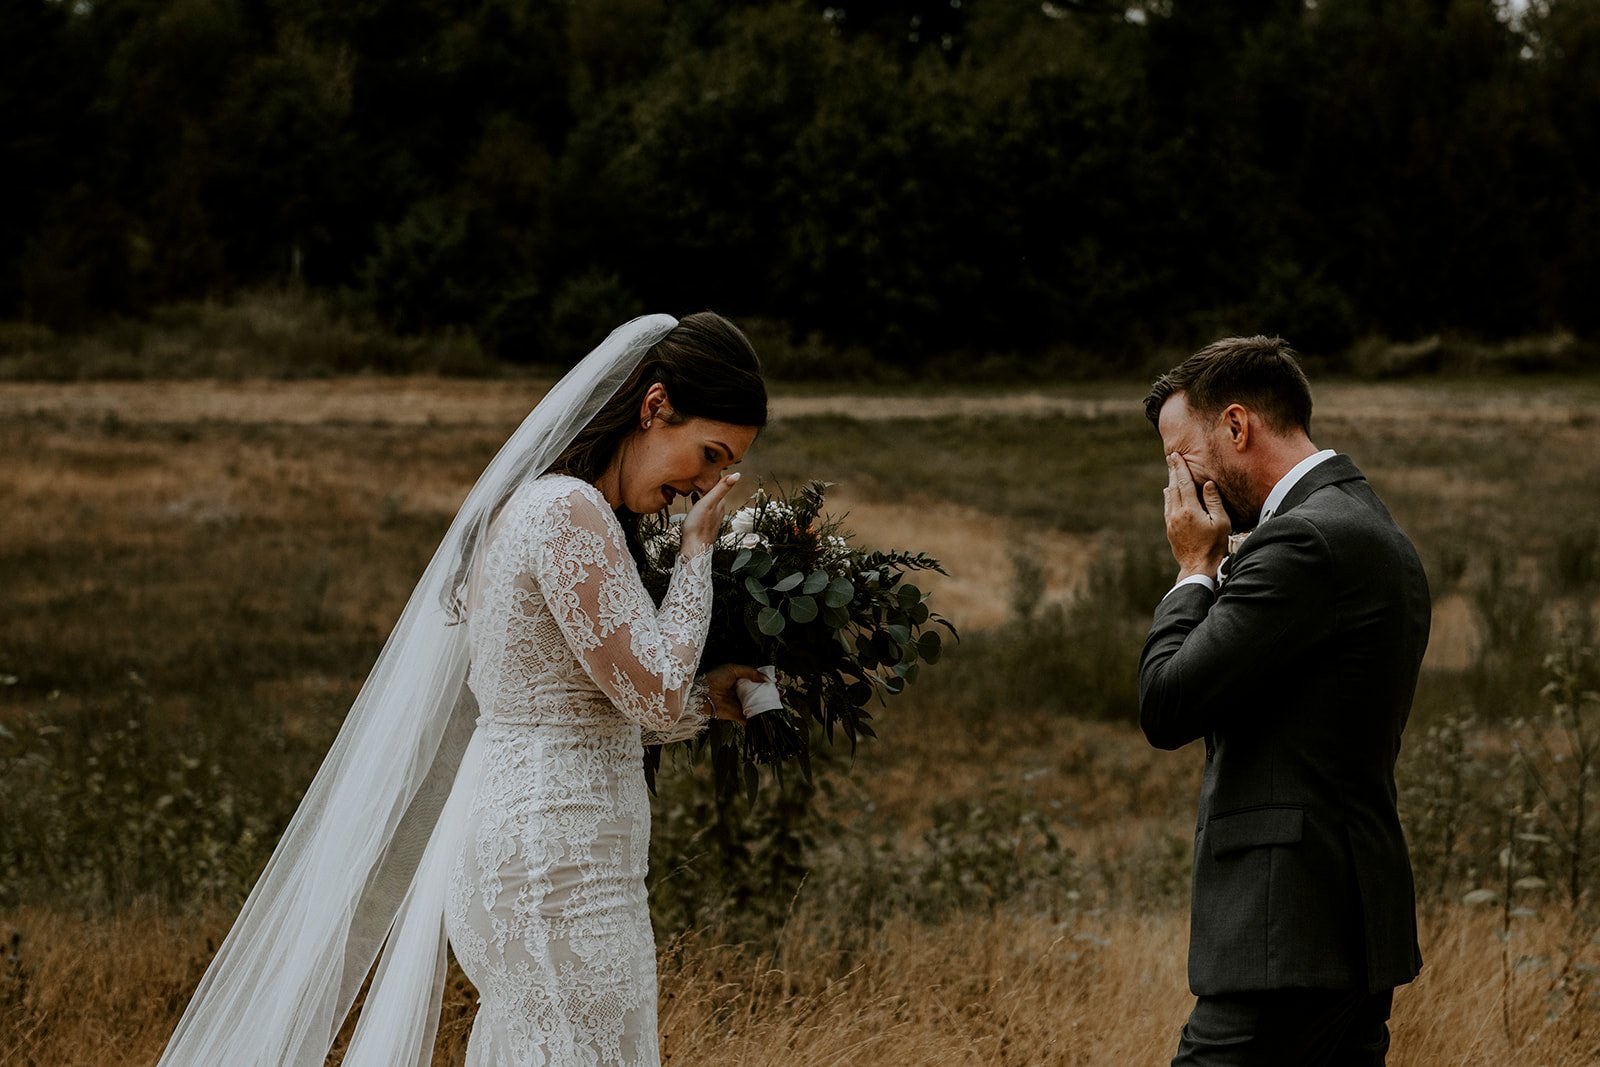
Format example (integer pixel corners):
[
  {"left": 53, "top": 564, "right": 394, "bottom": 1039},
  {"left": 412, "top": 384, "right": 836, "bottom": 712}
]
[
  {"left": 7, "top": 900, "right": 1596, "bottom": 1065},
  {"left": 4, "top": 375, "right": 1600, "bottom": 1065}
]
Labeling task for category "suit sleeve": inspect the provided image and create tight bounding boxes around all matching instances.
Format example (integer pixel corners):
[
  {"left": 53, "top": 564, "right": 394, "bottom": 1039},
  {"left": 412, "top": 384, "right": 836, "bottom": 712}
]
[{"left": 1139, "top": 514, "right": 1337, "bottom": 750}]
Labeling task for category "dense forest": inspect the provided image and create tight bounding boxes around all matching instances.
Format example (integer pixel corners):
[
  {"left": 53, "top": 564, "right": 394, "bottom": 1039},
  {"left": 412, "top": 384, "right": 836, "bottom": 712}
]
[{"left": 4, "top": 0, "right": 1598, "bottom": 366}]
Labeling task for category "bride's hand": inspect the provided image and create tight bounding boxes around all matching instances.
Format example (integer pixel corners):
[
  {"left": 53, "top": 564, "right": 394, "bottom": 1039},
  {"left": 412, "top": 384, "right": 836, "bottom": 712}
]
[
  {"left": 680, "top": 472, "right": 741, "bottom": 557},
  {"left": 701, "top": 663, "right": 765, "bottom": 723}
]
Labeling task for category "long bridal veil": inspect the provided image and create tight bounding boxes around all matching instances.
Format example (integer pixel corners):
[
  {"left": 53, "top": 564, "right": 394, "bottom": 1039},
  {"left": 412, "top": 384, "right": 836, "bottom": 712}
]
[{"left": 158, "top": 315, "right": 678, "bottom": 1067}]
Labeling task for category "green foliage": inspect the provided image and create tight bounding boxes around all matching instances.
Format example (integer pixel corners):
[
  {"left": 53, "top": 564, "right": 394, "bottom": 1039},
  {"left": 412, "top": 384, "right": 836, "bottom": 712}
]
[
  {"left": 545, "top": 271, "right": 643, "bottom": 365},
  {"left": 0, "top": 291, "right": 497, "bottom": 379},
  {"left": 934, "top": 539, "right": 1171, "bottom": 724},
  {"left": 1468, "top": 553, "right": 1551, "bottom": 721},
  {"left": 892, "top": 789, "right": 1078, "bottom": 921},
  {"left": 0, "top": 674, "right": 276, "bottom": 909},
  {"left": 1401, "top": 600, "right": 1600, "bottom": 906},
  {"left": 647, "top": 752, "right": 829, "bottom": 941},
  {"left": 1399, "top": 610, "right": 1600, "bottom": 1037},
  {"left": 800, "top": 775, "right": 1095, "bottom": 930},
  {"left": 1400, "top": 711, "right": 1502, "bottom": 898},
  {"left": 363, "top": 201, "right": 480, "bottom": 335},
  {"left": 1549, "top": 526, "right": 1600, "bottom": 594},
  {"left": 5, "top": 1, "right": 1599, "bottom": 365},
  {"left": 648, "top": 749, "right": 1084, "bottom": 941},
  {"left": 1520, "top": 613, "right": 1600, "bottom": 907}
]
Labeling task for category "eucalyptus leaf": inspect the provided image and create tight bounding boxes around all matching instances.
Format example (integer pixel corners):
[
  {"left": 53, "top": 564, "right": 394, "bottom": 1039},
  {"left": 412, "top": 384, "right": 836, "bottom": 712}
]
[
  {"left": 823, "top": 604, "right": 851, "bottom": 629},
  {"left": 897, "top": 584, "right": 922, "bottom": 611},
  {"left": 773, "top": 571, "right": 804, "bottom": 593},
  {"left": 917, "top": 630, "right": 943, "bottom": 663},
  {"left": 824, "top": 577, "right": 854, "bottom": 608},
  {"left": 758, "top": 606, "right": 787, "bottom": 636},
  {"left": 802, "top": 569, "right": 829, "bottom": 594},
  {"left": 886, "top": 623, "right": 912, "bottom": 644},
  {"left": 731, "top": 548, "right": 753, "bottom": 572},
  {"left": 788, "top": 595, "right": 819, "bottom": 623}
]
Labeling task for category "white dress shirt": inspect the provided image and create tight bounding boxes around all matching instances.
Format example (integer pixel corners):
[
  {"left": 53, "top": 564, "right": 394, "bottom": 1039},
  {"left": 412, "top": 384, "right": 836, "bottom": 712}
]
[{"left": 1163, "top": 449, "right": 1338, "bottom": 600}]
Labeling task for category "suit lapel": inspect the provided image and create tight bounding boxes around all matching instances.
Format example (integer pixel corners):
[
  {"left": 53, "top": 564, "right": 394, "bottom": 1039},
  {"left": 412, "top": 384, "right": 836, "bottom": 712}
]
[
  {"left": 1271, "top": 455, "right": 1365, "bottom": 518},
  {"left": 1218, "top": 457, "right": 1365, "bottom": 591}
]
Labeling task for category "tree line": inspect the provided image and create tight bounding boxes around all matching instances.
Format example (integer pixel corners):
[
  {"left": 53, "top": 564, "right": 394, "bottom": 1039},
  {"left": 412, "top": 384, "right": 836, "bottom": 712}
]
[{"left": 4, "top": 0, "right": 1598, "bottom": 367}]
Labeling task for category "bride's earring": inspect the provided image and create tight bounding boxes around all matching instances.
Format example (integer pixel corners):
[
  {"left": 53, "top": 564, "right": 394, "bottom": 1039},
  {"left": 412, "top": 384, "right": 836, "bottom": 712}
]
[{"left": 643, "top": 418, "right": 652, "bottom": 429}]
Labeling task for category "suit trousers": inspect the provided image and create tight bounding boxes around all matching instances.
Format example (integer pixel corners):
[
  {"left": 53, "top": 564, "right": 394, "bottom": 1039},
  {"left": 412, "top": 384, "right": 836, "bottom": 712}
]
[{"left": 1171, "top": 987, "right": 1394, "bottom": 1067}]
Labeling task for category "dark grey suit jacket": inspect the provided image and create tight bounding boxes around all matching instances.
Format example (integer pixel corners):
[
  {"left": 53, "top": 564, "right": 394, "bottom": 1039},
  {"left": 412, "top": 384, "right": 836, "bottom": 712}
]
[{"left": 1139, "top": 456, "right": 1430, "bottom": 996}]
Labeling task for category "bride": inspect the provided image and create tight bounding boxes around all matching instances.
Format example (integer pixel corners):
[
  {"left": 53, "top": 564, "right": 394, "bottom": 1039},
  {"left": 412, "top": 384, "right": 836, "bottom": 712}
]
[{"left": 159, "top": 312, "right": 769, "bottom": 1066}]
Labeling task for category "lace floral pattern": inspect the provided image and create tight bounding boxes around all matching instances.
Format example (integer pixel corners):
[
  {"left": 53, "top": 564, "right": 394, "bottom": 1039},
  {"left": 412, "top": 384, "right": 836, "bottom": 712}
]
[{"left": 445, "top": 474, "right": 712, "bottom": 1066}]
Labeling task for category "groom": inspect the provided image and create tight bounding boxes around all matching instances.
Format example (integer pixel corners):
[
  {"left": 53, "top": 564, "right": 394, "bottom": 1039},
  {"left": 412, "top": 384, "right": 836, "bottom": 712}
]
[{"left": 1138, "top": 337, "right": 1430, "bottom": 1065}]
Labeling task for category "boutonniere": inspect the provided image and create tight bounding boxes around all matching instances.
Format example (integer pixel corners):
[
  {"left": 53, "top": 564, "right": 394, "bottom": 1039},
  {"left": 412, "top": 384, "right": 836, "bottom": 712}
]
[{"left": 1219, "top": 531, "right": 1251, "bottom": 586}]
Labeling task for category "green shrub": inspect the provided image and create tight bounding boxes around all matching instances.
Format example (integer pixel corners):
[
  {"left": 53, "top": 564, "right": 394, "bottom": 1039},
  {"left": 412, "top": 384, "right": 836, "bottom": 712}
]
[
  {"left": 935, "top": 540, "right": 1169, "bottom": 724},
  {"left": 0, "top": 674, "right": 276, "bottom": 909},
  {"left": 648, "top": 750, "right": 832, "bottom": 941},
  {"left": 545, "top": 271, "right": 642, "bottom": 367},
  {"left": 0, "top": 291, "right": 501, "bottom": 380}
]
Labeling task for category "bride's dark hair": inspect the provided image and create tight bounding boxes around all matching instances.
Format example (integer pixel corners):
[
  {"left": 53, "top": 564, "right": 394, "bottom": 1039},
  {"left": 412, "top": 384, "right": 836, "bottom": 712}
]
[
  {"left": 548, "top": 311, "right": 767, "bottom": 485},
  {"left": 549, "top": 310, "right": 767, "bottom": 567},
  {"left": 444, "top": 312, "right": 766, "bottom": 623}
]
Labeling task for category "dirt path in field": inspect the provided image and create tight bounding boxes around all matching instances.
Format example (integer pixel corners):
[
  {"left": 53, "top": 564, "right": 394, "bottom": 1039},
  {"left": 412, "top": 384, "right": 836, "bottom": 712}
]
[
  {"left": 0, "top": 378, "right": 1097, "bottom": 624},
  {"left": 5, "top": 376, "right": 1558, "bottom": 650},
  {"left": 0, "top": 380, "right": 1118, "bottom": 630},
  {"left": 4, "top": 376, "right": 1597, "bottom": 428},
  {"left": 820, "top": 485, "right": 1094, "bottom": 630},
  {"left": 0, "top": 379, "right": 1121, "bottom": 425}
]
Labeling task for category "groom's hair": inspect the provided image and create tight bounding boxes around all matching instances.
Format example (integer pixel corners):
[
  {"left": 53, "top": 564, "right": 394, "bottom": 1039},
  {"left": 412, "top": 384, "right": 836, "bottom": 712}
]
[{"left": 1143, "top": 335, "right": 1312, "bottom": 436}]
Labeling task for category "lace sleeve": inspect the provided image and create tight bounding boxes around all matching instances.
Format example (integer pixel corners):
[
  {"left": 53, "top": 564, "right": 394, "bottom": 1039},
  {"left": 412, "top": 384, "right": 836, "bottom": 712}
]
[
  {"left": 530, "top": 480, "right": 714, "bottom": 733},
  {"left": 641, "top": 678, "right": 712, "bottom": 746}
]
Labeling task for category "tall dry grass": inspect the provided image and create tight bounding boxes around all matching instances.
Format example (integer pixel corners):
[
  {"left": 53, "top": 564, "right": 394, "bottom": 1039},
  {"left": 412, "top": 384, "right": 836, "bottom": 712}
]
[{"left": 4, "top": 903, "right": 1596, "bottom": 1065}]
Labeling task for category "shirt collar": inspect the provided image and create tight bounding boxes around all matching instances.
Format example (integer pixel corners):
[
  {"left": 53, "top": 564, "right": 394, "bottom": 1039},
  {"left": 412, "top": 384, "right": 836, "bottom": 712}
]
[{"left": 1259, "top": 449, "right": 1338, "bottom": 525}]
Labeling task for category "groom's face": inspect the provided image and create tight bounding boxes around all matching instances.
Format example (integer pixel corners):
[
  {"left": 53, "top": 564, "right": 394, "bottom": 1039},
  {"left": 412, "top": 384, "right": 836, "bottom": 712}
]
[{"left": 1157, "top": 393, "right": 1261, "bottom": 531}]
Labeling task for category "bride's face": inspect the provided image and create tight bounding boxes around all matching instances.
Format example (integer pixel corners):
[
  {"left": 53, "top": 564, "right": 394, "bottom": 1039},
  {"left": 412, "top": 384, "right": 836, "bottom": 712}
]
[
  {"left": 622, "top": 417, "right": 757, "bottom": 514},
  {"left": 610, "top": 386, "right": 758, "bottom": 514}
]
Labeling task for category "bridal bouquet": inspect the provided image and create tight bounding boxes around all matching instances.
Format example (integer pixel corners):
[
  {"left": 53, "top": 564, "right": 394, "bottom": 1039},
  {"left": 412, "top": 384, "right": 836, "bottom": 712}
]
[{"left": 638, "top": 481, "right": 953, "bottom": 798}]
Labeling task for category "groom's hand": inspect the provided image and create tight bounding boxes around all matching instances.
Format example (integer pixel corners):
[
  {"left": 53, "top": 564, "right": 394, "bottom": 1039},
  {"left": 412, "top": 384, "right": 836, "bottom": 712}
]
[{"left": 1163, "top": 452, "right": 1231, "bottom": 582}]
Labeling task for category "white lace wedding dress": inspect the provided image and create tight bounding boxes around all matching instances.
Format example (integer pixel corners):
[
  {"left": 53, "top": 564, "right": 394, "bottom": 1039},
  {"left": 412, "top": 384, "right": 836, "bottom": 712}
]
[{"left": 444, "top": 473, "right": 713, "bottom": 1066}]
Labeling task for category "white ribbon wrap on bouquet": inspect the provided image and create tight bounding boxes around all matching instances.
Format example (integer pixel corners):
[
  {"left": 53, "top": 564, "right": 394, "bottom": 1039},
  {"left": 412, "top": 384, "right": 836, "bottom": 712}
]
[{"left": 737, "top": 665, "right": 783, "bottom": 716}]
